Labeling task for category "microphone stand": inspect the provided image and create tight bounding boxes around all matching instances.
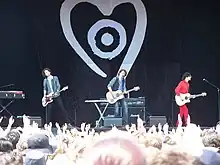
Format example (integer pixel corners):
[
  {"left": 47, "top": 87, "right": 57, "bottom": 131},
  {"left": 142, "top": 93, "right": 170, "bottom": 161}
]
[
  {"left": 203, "top": 79, "right": 220, "bottom": 121},
  {"left": 0, "top": 84, "right": 14, "bottom": 89}
]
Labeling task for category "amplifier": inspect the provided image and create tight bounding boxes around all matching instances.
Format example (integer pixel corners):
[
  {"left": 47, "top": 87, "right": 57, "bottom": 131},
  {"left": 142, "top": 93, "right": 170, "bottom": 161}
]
[
  {"left": 103, "top": 117, "right": 122, "bottom": 127},
  {"left": 129, "top": 107, "right": 145, "bottom": 125},
  {"left": 103, "top": 107, "right": 145, "bottom": 122},
  {"left": 149, "top": 116, "right": 167, "bottom": 126}
]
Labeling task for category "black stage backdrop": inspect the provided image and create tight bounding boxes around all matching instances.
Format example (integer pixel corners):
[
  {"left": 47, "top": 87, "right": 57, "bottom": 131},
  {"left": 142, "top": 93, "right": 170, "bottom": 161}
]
[{"left": 0, "top": 0, "right": 219, "bottom": 126}]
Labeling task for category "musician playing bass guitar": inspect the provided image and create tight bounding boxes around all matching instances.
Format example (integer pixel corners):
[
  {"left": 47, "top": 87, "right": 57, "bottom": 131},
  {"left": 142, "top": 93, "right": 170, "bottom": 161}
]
[
  {"left": 175, "top": 72, "right": 192, "bottom": 127},
  {"left": 42, "top": 68, "right": 71, "bottom": 125},
  {"left": 107, "top": 69, "right": 129, "bottom": 125}
]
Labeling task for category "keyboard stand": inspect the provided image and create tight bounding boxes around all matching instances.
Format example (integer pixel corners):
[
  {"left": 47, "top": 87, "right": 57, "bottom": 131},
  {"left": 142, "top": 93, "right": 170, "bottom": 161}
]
[
  {"left": 85, "top": 99, "right": 109, "bottom": 127},
  {"left": 0, "top": 100, "right": 14, "bottom": 117}
]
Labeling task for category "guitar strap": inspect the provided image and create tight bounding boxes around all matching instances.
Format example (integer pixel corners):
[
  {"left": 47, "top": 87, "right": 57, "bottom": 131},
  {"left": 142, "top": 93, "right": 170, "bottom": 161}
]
[{"left": 118, "top": 78, "right": 126, "bottom": 91}]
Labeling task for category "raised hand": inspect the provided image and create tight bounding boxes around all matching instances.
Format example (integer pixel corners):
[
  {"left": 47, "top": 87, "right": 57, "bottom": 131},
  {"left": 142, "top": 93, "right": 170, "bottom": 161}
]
[
  {"left": 0, "top": 117, "right": 3, "bottom": 123},
  {"left": 137, "top": 115, "right": 143, "bottom": 127},
  {"left": 55, "top": 122, "right": 62, "bottom": 135},
  {"left": 163, "top": 123, "right": 169, "bottom": 135},
  {"left": 71, "top": 128, "right": 78, "bottom": 136},
  {"left": 171, "top": 128, "right": 176, "bottom": 134},
  {"left": 55, "top": 122, "right": 60, "bottom": 129},
  {"left": 44, "top": 123, "right": 48, "bottom": 130},
  {"left": 85, "top": 124, "right": 91, "bottom": 133},
  {"left": 89, "top": 128, "right": 95, "bottom": 136},
  {"left": 148, "top": 126, "right": 153, "bottom": 134},
  {"left": 158, "top": 123, "right": 162, "bottom": 131},
  {"left": 8, "top": 116, "right": 15, "bottom": 126},
  {"left": 216, "top": 124, "right": 220, "bottom": 135},
  {"left": 32, "top": 121, "right": 38, "bottom": 128},
  {"left": 125, "top": 125, "right": 130, "bottom": 132},
  {"left": 48, "top": 122, "right": 52, "bottom": 131},
  {"left": 23, "top": 114, "right": 30, "bottom": 128},
  {"left": 80, "top": 123, "right": 86, "bottom": 132},
  {"left": 111, "top": 125, "right": 118, "bottom": 132},
  {"left": 1, "top": 116, "right": 15, "bottom": 137},
  {"left": 62, "top": 123, "right": 68, "bottom": 133},
  {"left": 130, "top": 124, "right": 137, "bottom": 132},
  {"left": 152, "top": 125, "right": 157, "bottom": 134}
]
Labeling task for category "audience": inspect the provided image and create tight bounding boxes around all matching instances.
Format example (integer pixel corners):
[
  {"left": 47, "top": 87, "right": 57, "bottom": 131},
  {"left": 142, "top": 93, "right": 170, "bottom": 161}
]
[{"left": 0, "top": 114, "right": 220, "bottom": 165}]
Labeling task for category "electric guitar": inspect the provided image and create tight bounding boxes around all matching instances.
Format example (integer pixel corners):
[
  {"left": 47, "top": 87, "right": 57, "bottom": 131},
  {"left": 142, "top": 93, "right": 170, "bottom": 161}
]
[
  {"left": 106, "top": 86, "right": 140, "bottom": 104},
  {"left": 175, "top": 92, "right": 207, "bottom": 106},
  {"left": 42, "top": 86, "right": 68, "bottom": 107}
]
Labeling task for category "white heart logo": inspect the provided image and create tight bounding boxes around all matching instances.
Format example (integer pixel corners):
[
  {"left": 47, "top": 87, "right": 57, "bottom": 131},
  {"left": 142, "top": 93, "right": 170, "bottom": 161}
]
[{"left": 60, "top": 0, "right": 147, "bottom": 78}]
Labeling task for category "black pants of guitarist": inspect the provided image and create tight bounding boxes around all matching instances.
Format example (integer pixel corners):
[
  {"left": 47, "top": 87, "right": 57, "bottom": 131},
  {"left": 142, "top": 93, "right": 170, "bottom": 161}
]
[
  {"left": 115, "top": 98, "right": 128, "bottom": 125},
  {"left": 45, "top": 96, "right": 71, "bottom": 124}
]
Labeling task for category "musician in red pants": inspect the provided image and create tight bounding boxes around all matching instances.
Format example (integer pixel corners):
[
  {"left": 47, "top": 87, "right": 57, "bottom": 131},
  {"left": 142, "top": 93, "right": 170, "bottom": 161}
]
[{"left": 175, "top": 72, "right": 192, "bottom": 126}]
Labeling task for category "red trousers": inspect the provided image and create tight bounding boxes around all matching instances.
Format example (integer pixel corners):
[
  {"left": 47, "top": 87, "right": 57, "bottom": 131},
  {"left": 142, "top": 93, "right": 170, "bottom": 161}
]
[{"left": 176, "top": 104, "right": 188, "bottom": 126}]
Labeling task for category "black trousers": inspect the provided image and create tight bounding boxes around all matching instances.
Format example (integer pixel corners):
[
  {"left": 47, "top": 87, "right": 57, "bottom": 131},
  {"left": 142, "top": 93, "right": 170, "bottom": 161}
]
[
  {"left": 45, "top": 96, "right": 71, "bottom": 124},
  {"left": 114, "top": 98, "right": 128, "bottom": 125}
]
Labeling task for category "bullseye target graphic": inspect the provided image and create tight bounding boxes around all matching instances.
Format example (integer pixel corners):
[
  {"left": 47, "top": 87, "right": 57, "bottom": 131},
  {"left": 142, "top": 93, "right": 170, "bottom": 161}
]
[
  {"left": 60, "top": 0, "right": 147, "bottom": 78},
  {"left": 95, "top": 27, "right": 119, "bottom": 53},
  {"left": 87, "top": 19, "right": 127, "bottom": 60}
]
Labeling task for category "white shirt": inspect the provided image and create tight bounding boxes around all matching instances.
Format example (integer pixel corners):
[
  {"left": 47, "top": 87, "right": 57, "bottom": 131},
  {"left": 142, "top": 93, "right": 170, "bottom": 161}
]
[{"left": 47, "top": 75, "right": 54, "bottom": 93}]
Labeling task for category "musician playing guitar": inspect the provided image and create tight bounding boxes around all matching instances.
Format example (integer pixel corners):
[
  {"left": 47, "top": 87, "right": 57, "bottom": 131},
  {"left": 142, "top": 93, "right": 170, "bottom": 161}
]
[
  {"left": 42, "top": 68, "right": 71, "bottom": 125},
  {"left": 107, "top": 69, "right": 129, "bottom": 125},
  {"left": 175, "top": 72, "right": 193, "bottom": 127}
]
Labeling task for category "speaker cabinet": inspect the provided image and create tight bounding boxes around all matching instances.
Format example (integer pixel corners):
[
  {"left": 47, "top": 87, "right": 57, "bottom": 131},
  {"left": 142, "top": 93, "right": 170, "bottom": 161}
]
[
  {"left": 149, "top": 116, "right": 167, "bottom": 126},
  {"left": 129, "top": 107, "right": 145, "bottom": 125}
]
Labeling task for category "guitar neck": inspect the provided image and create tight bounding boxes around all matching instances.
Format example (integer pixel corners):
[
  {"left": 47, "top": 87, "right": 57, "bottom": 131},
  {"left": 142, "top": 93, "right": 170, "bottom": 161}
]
[
  {"left": 53, "top": 88, "right": 66, "bottom": 95},
  {"left": 55, "top": 89, "right": 64, "bottom": 95},
  {"left": 191, "top": 94, "right": 203, "bottom": 98},
  {"left": 122, "top": 88, "right": 135, "bottom": 94}
]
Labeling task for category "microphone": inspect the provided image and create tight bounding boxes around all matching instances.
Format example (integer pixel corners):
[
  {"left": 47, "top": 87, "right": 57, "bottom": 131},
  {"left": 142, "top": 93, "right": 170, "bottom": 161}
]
[{"left": 203, "top": 78, "right": 207, "bottom": 82}]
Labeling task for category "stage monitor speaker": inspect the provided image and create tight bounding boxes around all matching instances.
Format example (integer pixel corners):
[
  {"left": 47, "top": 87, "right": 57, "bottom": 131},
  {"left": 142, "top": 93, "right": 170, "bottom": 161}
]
[
  {"left": 28, "top": 116, "right": 42, "bottom": 127},
  {"left": 16, "top": 116, "right": 42, "bottom": 127},
  {"left": 103, "top": 117, "right": 122, "bottom": 127},
  {"left": 149, "top": 116, "right": 167, "bottom": 126},
  {"left": 0, "top": 116, "right": 42, "bottom": 127}
]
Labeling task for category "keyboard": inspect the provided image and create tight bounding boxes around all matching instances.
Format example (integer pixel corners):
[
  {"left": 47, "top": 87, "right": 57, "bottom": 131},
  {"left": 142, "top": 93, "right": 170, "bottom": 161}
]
[
  {"left": 0, "top": 91, "right": 25, "bottom": 99},
  {"left": 99, "top": 97, "right": 145, "bottom": 107}
]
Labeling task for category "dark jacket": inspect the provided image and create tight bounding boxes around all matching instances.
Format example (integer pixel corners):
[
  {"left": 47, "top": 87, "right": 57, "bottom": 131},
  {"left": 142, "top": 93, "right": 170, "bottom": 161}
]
[
  {"left": 107, "top": 76, "right": 126, "bottom": 91},
  {"left": 43, "top": 76, "right": 60, "bottom": 95}
]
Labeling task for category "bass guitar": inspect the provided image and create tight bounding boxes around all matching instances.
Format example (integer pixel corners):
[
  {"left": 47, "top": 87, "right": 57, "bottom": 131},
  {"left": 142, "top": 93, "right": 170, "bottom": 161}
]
[
  {"left": 106, "top": 86, "right": 140, "bottom": 104},
  {"left": 175, "top": 92, "right": 207, "bottom": 106},
  {"left": 42, "top": 86, "right": 68, "bottom": 107}
]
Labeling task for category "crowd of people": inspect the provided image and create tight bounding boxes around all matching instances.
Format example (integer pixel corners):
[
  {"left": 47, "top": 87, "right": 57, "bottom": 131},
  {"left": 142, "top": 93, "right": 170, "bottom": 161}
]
[{"left": 0, "top": 115, "right": 220, "bottom": 165}]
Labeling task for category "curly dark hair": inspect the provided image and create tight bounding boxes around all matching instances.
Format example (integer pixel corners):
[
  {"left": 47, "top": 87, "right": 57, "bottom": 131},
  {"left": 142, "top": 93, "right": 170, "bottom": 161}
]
[
  {"left": 42, "top": 68, "right": 52, "bottom": 77},
  {"left": 6, "top": 130, "right": 20, "bottom": 149},
  {"left": 182, "top": 72, "right": 192, "bottom": 80},
  {"left": 0, "top": 138, "right": 13, "bottom": 152},
  {"left": 117, "top": 69, "right": 127, "bottom": 77},
  {"left": 202, "top": 134, "right": 220, "bottom": 149}
]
